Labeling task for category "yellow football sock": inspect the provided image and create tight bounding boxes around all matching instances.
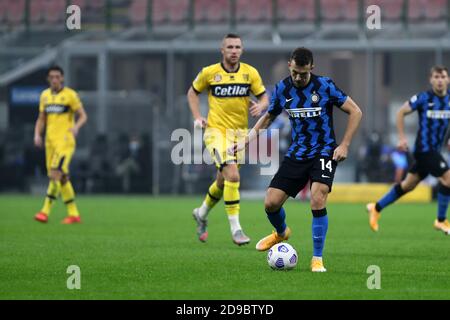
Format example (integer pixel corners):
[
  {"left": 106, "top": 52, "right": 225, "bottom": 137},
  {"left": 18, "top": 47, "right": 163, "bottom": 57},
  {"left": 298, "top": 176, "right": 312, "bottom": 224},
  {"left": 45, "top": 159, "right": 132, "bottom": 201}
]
[
  {"left": 204, "top": 181, "right": 223, "bottom": 209},
  {"left": 224, "top": 180, "right": 240, "bottom": 215},
  {"left": 61, "top": 180, "right": 80, "bottom": 217},
  {"left": 40, "top": 180, "right": 61, "bottom": 215}
]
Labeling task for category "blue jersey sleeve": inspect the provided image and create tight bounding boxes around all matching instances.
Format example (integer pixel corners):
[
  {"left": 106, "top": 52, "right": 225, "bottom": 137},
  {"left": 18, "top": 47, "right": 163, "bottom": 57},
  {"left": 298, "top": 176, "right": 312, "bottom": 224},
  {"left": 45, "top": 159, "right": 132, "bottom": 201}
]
[
  {"left": 328, "top": 79, "right": 348, "bottom": 107},
  {"left": 267, "top": 84, "right": 283, "bottom": 116},
  {"left": 408, "top": 92, "right": 426, "bottom": 111}
]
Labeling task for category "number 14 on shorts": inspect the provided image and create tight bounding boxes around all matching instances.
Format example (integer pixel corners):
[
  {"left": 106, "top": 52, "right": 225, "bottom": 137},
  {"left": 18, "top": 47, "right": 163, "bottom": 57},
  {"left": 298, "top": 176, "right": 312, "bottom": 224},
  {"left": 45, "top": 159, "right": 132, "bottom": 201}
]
[{"left": 320, "top": 158, "right": 333, "bottom": 173}]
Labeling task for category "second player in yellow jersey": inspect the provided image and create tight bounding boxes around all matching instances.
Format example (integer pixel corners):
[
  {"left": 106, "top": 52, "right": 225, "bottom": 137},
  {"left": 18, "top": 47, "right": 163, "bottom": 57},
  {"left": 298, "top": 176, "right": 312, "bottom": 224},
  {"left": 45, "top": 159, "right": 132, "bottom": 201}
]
[
  {"left": 187, "top": 33, "right": 269, "bottom": 246},
  {"left": 34, "top": 65, "right": 88, "bottom": 225},
  {"left": 39, "top": 86, "right": 82, "bottom": 175},
  {"left": 192, "top": 61, "right": 266, "bottom": 131},
  {"left": 193, "top": 61, "right": 267, "bottom": 167}
]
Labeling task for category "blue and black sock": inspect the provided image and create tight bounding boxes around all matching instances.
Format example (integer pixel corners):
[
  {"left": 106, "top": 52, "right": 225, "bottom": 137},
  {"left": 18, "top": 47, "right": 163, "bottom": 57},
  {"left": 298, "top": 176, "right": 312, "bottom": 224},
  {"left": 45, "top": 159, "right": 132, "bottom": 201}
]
[
  {"left": 265, "top": 207, "right": 287, "bottom": 236},
  {"left": 312, "top": 208, "right": 328, "bottom": 257},
  {"left": 437, "top": 183, "right": 450, "bottom": 222},
  {"left": 375, "top": 183, "right": 405, "bottom": 212}
]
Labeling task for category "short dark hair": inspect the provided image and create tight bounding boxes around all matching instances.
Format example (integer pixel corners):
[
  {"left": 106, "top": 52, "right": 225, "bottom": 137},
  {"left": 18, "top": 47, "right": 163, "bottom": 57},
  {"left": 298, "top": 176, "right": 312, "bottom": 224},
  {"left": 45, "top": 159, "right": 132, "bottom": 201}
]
[
  {"left": 290, "top": 47, "right": 314, "bottom": 67},
  {"left": 47, "top": 65, "right": 64, "bottom": 76},
  {"left": 430, "top": 65, "right": 448, "bottom": 76},
  {"left": 224, "top": 33, "right": 241, "bottom": 40}
]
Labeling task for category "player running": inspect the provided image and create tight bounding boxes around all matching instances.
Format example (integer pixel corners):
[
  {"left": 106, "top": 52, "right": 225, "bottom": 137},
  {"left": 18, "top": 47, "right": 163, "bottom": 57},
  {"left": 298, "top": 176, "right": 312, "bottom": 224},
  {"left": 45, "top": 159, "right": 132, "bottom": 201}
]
[
  {"left": 34, "top": 65, "right": 88, "bottom": 224},
  {"left": 232, "top": 47, "right": 362, "bottom": 271},
  {"left": 187, "top": 33, "right": 269, "bottom": 245},
  {"left": 367, "top": 66, "right": 450, "bottom": 235}
]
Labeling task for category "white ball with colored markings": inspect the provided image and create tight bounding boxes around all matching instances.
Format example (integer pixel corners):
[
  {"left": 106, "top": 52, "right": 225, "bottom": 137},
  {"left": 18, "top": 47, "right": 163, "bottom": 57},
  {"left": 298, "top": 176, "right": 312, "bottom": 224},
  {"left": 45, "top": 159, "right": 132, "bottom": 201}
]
[{"left": 267, "top": 243, "right": 298, "bottom": 270}]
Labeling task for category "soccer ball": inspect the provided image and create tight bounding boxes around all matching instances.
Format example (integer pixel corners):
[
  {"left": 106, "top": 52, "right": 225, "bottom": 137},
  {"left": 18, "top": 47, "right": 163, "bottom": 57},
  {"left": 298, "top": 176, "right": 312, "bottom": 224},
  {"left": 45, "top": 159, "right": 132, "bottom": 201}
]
[{"left": 267, "top": 243, "right": 298, "bottom": 270}]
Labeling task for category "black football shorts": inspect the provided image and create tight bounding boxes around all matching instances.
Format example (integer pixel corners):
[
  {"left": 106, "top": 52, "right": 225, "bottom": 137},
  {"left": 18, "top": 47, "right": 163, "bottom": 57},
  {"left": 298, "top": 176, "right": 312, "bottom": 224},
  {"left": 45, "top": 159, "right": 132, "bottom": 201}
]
[
  {"left": 269, "top": 155, "right": 338, "bottom": 198},
  {"left": 409, "top": 151, "right": 449, "bottom": 179}
]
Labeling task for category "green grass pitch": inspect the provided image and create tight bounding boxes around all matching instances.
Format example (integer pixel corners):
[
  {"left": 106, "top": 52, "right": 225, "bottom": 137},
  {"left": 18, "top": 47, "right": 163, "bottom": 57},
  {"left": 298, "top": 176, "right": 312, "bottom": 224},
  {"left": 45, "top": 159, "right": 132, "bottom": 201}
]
[{"left": 1, "top": 195, "right": 450, "bottom": 300}]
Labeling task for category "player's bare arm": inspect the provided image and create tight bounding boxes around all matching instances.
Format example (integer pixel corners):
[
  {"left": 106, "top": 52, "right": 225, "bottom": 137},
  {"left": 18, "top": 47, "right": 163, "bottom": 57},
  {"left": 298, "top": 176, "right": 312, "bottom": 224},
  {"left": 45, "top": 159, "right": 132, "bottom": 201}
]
[
  {"left": 70, "top": 105, "right": 88, "bottom": 137},
  {"left": 229, "top": 112, "right": 277, "bottom": 154},
  {"left": 248, "top": 112, "right": 277, "bottom": 143},
  {"left": 333, "top": 96, "right": 362, "bottom": 162},
  {"left": 396, "top": 101, "right": 414, "bottom": 152},
  {"left": 34, "top": 112, "right": 46, "bottom": 148},
  {"left": 249, "top": 93, "right": 269, "bottom": 117},
  {"left": 187, "top": 86, "right": 207, "bottom": 128}
]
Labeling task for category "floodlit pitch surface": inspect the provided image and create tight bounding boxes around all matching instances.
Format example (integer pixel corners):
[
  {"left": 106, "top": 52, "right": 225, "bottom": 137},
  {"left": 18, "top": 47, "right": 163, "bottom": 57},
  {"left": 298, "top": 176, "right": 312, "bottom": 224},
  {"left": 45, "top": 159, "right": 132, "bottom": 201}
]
[{"left": 1, "top": 195, "right": 449, "bottom": 299}]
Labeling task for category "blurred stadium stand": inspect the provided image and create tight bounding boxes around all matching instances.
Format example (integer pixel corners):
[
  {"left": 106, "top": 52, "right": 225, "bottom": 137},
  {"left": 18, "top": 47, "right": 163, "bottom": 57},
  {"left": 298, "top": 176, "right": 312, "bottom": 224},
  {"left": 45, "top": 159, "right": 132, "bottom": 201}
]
[
  {"left": 1, "top": 0, "right": 450, "bottom": 195},
  {"left": 0, "top": 0, "right": 448, "bottom": 30}
]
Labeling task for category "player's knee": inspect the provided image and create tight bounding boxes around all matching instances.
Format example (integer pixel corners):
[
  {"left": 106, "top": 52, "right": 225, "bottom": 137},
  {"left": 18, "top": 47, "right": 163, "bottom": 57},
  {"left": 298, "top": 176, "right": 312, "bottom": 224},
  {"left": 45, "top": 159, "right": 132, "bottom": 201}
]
[
  {"left": 440, "top": 172, "right": 450, "bottom": 188},
  {"left": 310, "top": 197, "right": 326, "bottom": 210},
  {"left": 264, "top": 197, "right": 282, "bottom": 213},
  {"left": 401, "top": 182, "right": 416, "bottom": 193},
  {"left": 222, "top": 167, "right": 240, "bottom": 182},
  {"left": 215, "top": 174, "right": 225, "bottom": 189},
  {"left": 310, "top": 189, "right": 328, "bottom": 209},
  {"left": 402, "top": 185, "right": 413, "bottom": 193},
  {"left": 49, "top": 170, "right": 62, "bottom": 181}
]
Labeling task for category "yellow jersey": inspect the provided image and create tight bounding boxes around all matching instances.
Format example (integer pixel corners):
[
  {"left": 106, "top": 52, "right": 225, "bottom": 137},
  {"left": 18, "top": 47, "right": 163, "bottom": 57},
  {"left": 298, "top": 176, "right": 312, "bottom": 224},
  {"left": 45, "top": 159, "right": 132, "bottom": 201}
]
[
  {"left": 39, "top": 87, "right": 82, "bottom": 144},
  {"left": 192, "top": 62, "right": 266, "bottom": 132}
]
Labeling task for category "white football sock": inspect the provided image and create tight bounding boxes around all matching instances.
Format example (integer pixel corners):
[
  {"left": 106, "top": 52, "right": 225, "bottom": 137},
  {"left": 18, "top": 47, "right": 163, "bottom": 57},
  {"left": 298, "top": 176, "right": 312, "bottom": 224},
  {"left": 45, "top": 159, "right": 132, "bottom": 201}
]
[
  {"left": 198, "top": 201, "right": 210, "bottom": 220},
  {"left": 228, "top": 214, "right": 242, "bottom": 235}
]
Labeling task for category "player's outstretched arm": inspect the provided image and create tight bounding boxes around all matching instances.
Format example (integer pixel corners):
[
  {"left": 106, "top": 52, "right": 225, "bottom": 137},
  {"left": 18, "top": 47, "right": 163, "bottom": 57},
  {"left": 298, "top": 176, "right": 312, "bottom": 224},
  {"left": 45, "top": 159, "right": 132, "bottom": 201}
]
[
  {"left": 396, "top": 101, "right": 414, "bottom": 152},
  {"left": 333, "top": 97, "right": 363, "bottom": 162},
  {"left": 229, "top": 112, "right": 277, "bottom": 155},
  {"left": 187, "top": 86, "right": 207, "bottom": 128},
  {"left": 246, "top": 112, "right": 277, "bottom": 146},
  {"left": 70, "top": 105, "right": 88, "bottom": 138},
  {"left": 249, "top": 93, "right": 269, "bottom": 117},
  {"left": 34, "top": 112, "right": 46, "bottom": 148}
]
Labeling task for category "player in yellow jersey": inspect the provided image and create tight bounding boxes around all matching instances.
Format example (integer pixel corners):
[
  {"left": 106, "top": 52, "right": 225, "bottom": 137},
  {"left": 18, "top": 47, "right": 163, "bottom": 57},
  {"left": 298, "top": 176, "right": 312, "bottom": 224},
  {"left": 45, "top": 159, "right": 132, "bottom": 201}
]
[
  {"left": 187, "top": 34, "right": 269, "bottom": 245},
  {"left": 33, "top": 66, "right": 88, "bottom": 224}
]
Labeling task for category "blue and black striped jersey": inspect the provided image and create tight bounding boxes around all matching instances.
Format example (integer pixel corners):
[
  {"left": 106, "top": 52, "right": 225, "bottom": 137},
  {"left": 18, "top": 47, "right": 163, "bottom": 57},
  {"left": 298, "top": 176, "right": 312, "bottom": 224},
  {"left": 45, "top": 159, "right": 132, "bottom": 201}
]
[
  {"left": 409, "top": 90, "right": 450, "bottom": 153},
  {"left": 268, "top": 74, "right": 348, "bottom": 161}
]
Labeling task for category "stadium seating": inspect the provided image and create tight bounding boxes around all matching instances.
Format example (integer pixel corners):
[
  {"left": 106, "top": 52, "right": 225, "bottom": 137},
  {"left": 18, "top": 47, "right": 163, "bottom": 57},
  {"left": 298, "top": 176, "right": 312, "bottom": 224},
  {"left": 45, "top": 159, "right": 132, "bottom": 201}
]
[
  {"left": 365, "top": 0, "right": 404, "bottom": 21},
  {"left": 364, "top": 0, "right": 448, "bottom": 22},
  {"left": 408, "top": 0, "right": 447, "bottom": 21},
  {"left": 0, "top": 0, "right": 448, "bottom": 30},
  {"left": 277, "top": 0, "right": 315, "bottom": 21},
  {"left": 194, "top": 0, "right": 230, "bottom": 24},
  {"left": 71, "top": 0, "right": 87, "bottom": 9},
  {"left": 321, "top": 0, "right": 359, "bottom": 21},
  {"left": 152, "top": 0, "right": 189, "bottom": 24},
  {"left": 235, "top": 0, "right": 272, "bottom": 23},
  {"left": 29, "top": 0, "right": 43, "bottom": 23},
  {"left": 129, "top": 0, "right": 148, "bottom": 25},
  {"left": 0, "top": 0, "right": 7, "bottom": 23},
  {"left": 5, "top": 0, "right": 25, "bottom": 25},
  {"left": 43, "top": 0, "right": 66, "bottom": 24},
  {"left": 89, "top": 0, "right": 105, "bottom": 9}
]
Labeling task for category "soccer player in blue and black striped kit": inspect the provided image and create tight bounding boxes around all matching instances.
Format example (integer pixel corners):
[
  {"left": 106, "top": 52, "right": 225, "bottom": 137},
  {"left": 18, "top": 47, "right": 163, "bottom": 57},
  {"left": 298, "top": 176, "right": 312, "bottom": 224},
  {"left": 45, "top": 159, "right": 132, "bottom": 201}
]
[
  {"left": 232, "top": 48, "right": 362, "bottom": 272},
  {"left": 368, "top": 66, "right": 450, "bottom": 235}
]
